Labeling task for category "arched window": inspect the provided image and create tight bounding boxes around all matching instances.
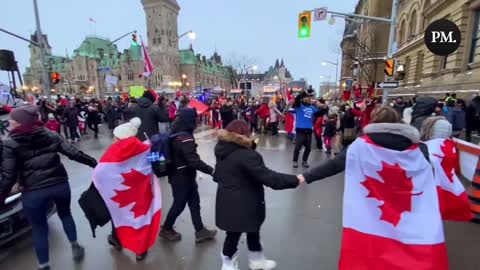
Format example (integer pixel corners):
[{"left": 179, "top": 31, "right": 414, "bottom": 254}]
[
  {"left": 409, "top": 11, "right": 418, "bottom": 38},
  {"left": 398, "top": 19, "right": 406, "bottom": 44}
]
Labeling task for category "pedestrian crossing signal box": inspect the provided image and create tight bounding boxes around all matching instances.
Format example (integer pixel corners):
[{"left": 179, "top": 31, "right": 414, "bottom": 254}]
[
  {"left": 384, "top": 59, "right": 395, "bottom": 77},
  {"left": 298, "top": 11, "right": 312, "bottom": 39}
]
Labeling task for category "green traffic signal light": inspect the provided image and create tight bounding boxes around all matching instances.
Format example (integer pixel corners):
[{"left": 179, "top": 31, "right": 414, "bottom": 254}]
[
  {"left": 298, "top": 12, "right": 311, "bottom": 39},
  {"left": 300, "top": 27, "right": 309, "bottom": 38}
]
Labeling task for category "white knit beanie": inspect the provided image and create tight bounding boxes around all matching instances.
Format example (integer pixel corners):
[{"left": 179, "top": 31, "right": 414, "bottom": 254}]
[
  {"left": 113, "top": 117, "right": 141, "bottom": 140},
  {"left": 430, "top": 119, "right": 452, "bottom": 139}
]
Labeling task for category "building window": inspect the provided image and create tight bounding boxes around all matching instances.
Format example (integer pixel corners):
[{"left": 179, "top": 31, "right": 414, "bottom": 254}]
[
  {"left": 414, "top": 52, "right": 424, "bottom": 83},
  {"left": 409, "top": 11, "right": 418, "bottom": 38},
  {"left": 398, "top": 20, "right": 406, "bottom": 44},
  {"left": 469, "top": 11, "right": 480, "bottom": 64},
  {"left": 128, "top": 71, "right": 134, "bottom": 81}
]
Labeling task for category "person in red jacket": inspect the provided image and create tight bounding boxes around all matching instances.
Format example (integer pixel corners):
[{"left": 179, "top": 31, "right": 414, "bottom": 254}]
[
  {"left": 314, "top": 116, "right": 323, "bottom": 150},
  {"left": 255, "top": 100, "right": 270, "bottom": 134},
  {"left": 45, "top": 113, "right": 61, "bottom": 133}
]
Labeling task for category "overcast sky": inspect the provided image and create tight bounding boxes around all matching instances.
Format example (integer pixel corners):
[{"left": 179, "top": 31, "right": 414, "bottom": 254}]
[{"left": 1, "top": 0, "right": 357, "bottom": 91}]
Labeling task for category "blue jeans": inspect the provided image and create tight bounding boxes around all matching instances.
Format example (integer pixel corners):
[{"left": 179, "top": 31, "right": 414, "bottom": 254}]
[{"left": 22, "top": 182, "right": 78, "bottom": 265}]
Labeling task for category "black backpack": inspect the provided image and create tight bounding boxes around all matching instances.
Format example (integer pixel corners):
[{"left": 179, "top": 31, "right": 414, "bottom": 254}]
[{"left": 149, "top": 131, "right": 189, "bottom": 177}]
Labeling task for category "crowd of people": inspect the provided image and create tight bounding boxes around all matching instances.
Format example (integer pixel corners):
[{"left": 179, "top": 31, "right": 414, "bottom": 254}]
[{"left": 0, "top": 88, "right": 478, "bottom": 270}]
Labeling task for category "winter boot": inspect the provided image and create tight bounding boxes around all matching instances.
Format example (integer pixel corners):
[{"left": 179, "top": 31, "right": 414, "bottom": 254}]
[
  {"left": 293, "top": 161, "right": 299, "bottom": 168},
  {"left": 72, "top": 243, "right": 85, "bottom": 263},
  {"left": 108, "top": 234, "right": 123, "bottom": 251},
  {"left": 195, "top": 228, "right": 217, "bottom": 243},
  {"left": 136, "top": 252, "right": 148, "bottom": 262},
  {"left": 159, "top": 227, "right": 182, "bottom": 242},
  {"left": 248, "top": 251, "right": 277, "bottom": 270},
  {"left": 302, "top": 161, "right": 310, "bottom": 168},
  {"left": 222, "top": 252, "right": 240, "bottom": 270}
]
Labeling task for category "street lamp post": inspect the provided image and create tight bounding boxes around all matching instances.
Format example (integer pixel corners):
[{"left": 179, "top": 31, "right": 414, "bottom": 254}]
[
  {"left": 33, "top": 0, "right": 51, "bottom": 100},
  {"left": 242, "top": 65, "right": 257, "bottom": 99},
  {"left": 322, "top": 58, "right": 339, "bottom": 101}
]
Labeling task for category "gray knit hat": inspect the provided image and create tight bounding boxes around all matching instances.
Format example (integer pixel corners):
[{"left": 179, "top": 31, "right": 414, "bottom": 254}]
[{"left": 10, "top": 104, "right": 40, "bottom": 125}]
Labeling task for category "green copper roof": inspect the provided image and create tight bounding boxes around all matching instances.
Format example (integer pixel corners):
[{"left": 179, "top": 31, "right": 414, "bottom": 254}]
[
  {"left": 129, "top": 44, "right": 143, "bottom": 61},
  {"left": 74, "top": 36, "right": 120, "bottom": 59},
  {"left": 180, "top": 50, "right": 197, "bottom": 65}
]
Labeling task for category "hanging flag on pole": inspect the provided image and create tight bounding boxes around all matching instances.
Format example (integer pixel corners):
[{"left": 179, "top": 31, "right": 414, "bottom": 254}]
[
  {"left": 142, "top": 38, "right": 154, "bottom": 77},
  {"left": 89, "top": 17, "right": 96, "bottom": 24}
]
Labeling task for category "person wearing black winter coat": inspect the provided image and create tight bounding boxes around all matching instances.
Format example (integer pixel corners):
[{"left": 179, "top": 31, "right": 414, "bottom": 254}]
[
  {"left": 128, "top": 92, "right": 169, "bottom": 141},
  {"left": 159, "top": 108, "right": 218, "bottom": 244},
  {"left": 62, "top": 103, "right": 81, "bottom": 142},
  {"left": 0, "top": 105, "right": 97, "bottom": 269},
  {"left": 466, "top": 96, "right": 480, "bottom": 142},
  {"left": 220, "top": 100, "right": 235, "bottom": 128},
  {"left": 213, "top": 120, "right": 300, "bottom": 270},
  {"left": 410, "top": 97, "right": 437, "bottom": 131}
]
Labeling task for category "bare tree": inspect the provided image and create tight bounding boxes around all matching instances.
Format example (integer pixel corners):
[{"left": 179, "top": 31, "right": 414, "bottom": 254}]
[
  {"left": 341, "top": 22, "right": 387, "bottom": 86},
  {"left": 225, "top": 53, "right": 257, "bottom": 88}
]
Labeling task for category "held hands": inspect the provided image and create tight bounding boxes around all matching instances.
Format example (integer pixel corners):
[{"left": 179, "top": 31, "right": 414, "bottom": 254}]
[{"left": 297, "top": 174, "right": 306, "bottom": 185}]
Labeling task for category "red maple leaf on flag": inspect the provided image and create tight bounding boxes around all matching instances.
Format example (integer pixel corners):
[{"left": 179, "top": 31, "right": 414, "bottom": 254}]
[
  {"left": 433, "top": 139, "right": 457, "bottom": 183},
  {"left": 361, "top": 161, "right": 423, "bottom": 226},
  {"left": 111, "top": 169, "right": 153, "bottom": 218}
]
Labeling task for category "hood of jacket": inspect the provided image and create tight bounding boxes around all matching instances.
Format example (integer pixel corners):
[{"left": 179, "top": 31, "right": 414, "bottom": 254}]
[
  {"left": 363, "top": 122, "right": 420, "bottom": 151},
  {"left": 170, "top": 116, "right": 193, "bottom": 134},
  {"left": 411, "top": 97, "right": 437, "bottom": 120},
  {"left": 137, "top": 97, "right": 153, "bottom": 108},
  {"left": 214, "top": 129, "right": 253, "bottom": 161}
]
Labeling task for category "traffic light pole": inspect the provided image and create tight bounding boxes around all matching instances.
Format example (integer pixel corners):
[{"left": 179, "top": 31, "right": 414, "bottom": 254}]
[
  {"left": 33, "top": 0, "right": 51, "bottom": 100},
  {"left": 383, "top": 0, "right": 400, "bottom": 105},
  {"left": 312, "top": 0, "right": 400, "bottom": 104}
]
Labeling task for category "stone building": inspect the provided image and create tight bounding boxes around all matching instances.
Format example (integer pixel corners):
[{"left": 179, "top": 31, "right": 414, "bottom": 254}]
[
  {"left": 179, "top": 48, "right": 236, "bottom": 92},
  {"left": 340, "top": 0, "right": 393, "bottom": 91},
  {"left": 392, "top": 0, "right": 480, "bottom": 98},
  {"left": 23, "top": 34, "right": 145, "bottom": 96},
  {"left": 23, "top": 0, "right": 235, "bottom": 97},
  {"left": 239, "top": 59, "right": 294, "bottom": 97}
]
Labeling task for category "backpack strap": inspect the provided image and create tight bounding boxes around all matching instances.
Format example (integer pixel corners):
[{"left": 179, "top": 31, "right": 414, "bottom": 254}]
[{"left": 419, "top": 142, "right": 430, "bottom": 163}]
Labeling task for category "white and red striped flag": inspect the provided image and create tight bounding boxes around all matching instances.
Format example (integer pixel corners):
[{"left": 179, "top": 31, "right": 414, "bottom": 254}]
[
  {"left": 142, "top": 39, "right": 154, "bottom": 77},
  {"left": 340, "top": 136, "right": 449, "bottom": 270},
  {"left": 426, "top": 138, "right": 473, "bottom": 222},
  {"left": 93, "top": 137, "right": 161, "bottom": 255}
]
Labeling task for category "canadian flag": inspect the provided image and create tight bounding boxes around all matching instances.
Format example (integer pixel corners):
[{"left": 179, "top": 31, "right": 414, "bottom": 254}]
[
  {"left": 425, "top": 138, "right": 473, "bottom": 222},
  {"left": 142, "top": 39, "right": 154, "bottom": 77},
  {"left": 340, "top": 136, "right": 448, "bottom": 270},
  {"left": 93, "top": 137, "right": 161, "bottom": 255}
]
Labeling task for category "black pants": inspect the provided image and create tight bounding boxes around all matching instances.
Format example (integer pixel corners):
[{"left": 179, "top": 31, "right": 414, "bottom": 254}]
[
  {"left": 223, "top": 231, "right": 262, "bottom": 258},
  {"left": 466, "top": 126, "right": 480, "bottom": 142},
  {"left": 293, "top": 130, "right": 312, "bottom": 162},
  {"left": 69, "top": 126, "right": 80, "bottom": 140},
  {"left": 63, "top": 124, "right": 70, "bottom": 139},
  {"left": 270, "top": 122, "right": 279, "bottom": 135},
  {"left": 88, "top": 121, "right": 98, "bottom": 137},
  {"left": 163, "top": 179, "right": 204, "bottom": 232},
  {"left": 315, "top": 133, "right": 323, "bottom": 149}
]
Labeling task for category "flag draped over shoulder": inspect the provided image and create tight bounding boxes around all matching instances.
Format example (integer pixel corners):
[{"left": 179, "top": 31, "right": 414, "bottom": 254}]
[
  {"left": 340, "top": 136, "right": 448, "bottom": 270},
  {"left": 93, "top": 137, "right": 161, "bottom": 255},
  {"left": 426, "top": 138, "right": 473, "bottom": 222}
]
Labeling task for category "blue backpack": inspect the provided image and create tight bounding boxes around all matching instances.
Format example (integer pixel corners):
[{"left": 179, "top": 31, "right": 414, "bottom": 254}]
[{"left": 149, "top": 131, "right": 189, "bottom": 177}]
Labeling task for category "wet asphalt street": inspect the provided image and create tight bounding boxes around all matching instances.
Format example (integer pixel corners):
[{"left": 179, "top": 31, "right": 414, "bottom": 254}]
[{"left": 1, "top": 126, "right": 480, "bottom": 270}]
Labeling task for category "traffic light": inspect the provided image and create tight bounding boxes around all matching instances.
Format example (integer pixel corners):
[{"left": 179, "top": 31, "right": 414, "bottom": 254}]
[
  {"left": 384, "top": 59, "right": 395, "bottom": 77},
  {"left": 298, "top": 11, "right": 312, "bottom": 39},
  {"left": 51, "top": 72, "right": 60, "bottom": 84},
  {"left": 131, "top": 33, "right": 138, "bottom": 46}
]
